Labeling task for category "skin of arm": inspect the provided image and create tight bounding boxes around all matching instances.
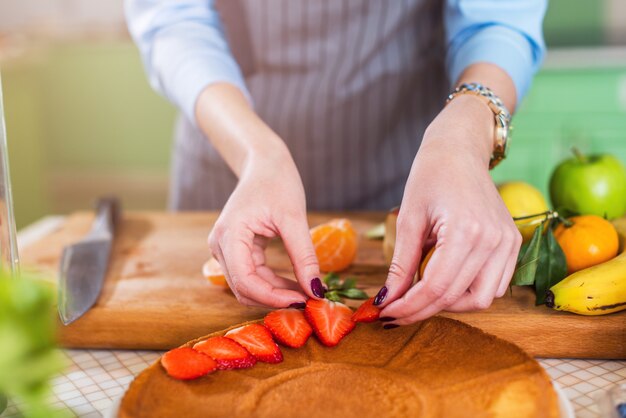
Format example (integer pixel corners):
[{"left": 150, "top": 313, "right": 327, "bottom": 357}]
[
  {"left": 195, "top": 83, "right": 322, "bottom": 308},
  {"left": 376, "top": 62, "right": 524, "bottom": 324}
]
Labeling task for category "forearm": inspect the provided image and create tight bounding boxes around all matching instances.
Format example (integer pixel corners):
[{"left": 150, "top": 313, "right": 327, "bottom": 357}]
[{"left": 195, "top": 83, "right": 291, "bottom": 178}]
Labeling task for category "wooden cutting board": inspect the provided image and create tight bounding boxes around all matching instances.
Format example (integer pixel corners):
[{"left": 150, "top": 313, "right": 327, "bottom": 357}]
[{"left": 20, "top": 211, "right": 625, "bottom": 359}]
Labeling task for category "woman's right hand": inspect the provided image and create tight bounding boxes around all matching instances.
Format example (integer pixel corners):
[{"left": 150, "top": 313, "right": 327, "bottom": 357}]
[{"left": 208, "top": 144, "right": 323, "bottom": 308}]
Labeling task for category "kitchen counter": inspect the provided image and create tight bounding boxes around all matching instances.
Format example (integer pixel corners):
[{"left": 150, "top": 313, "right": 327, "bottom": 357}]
[{"left": 6, "top": 217, "right": 625, "bottom": 418}]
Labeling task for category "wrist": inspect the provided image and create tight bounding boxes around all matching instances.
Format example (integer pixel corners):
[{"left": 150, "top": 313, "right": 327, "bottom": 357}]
[{"left": 421, "top": 94, "right": 495, "bottom": 166}]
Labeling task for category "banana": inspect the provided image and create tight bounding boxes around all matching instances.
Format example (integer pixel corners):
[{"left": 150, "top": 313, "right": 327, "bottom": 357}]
[{"left": 545, "top": 247, "right": 626, "bottom": 316}]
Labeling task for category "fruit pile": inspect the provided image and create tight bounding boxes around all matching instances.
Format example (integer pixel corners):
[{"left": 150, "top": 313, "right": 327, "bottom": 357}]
[
  {"left": 161, "top": 297, "right": 380, "bottom": 380},
  {"left": 497, "top": 149, "right": 626, "bottom": 315}
]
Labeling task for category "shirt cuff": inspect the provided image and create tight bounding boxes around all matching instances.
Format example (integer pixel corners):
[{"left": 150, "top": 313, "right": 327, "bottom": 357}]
[
  {"left": 153, "top": 37, "right": 253, "bottom": 125},
  {"left": 447, "top": 25, "right": 540, "bottom": 104}
]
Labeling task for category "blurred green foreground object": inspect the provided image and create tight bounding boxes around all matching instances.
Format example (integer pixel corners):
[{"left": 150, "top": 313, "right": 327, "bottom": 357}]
[{"left": 0, "top": 272, "right": 65, "bottom": 418}]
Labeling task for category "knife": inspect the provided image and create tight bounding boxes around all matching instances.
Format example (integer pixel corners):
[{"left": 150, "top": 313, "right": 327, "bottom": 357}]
[{"left": 58, "top": 197, "right": 120, "bottom": 325}]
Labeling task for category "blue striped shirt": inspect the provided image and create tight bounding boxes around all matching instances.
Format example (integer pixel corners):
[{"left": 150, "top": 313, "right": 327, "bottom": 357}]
[{"left": 125, "top": 0, "right": 546, "bottom": 123}]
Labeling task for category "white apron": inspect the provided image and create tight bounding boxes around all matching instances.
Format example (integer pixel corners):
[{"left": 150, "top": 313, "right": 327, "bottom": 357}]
[{"left": 170, "top": 0, "right": 448, "bottom": 211}]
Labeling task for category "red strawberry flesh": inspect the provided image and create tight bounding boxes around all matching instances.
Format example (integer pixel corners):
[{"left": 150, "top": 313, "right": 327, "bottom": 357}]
[
  {"left": 351, "top": 297, "right": 381, "bottom": 323},
  {"left": 193, "top": 336, "right": 256, "bottom": 370},
  {"left": 225, "top": 324, "right": 283, "bottom": 364},
  {"left": 305, "top": 299, "right": 356, "bottom": 347},
  {"left": 161, "top": 347, "right": 217, "bottom": 380},
  {"left": 264, "top": 308, "right": 313, "bottom": 348}
]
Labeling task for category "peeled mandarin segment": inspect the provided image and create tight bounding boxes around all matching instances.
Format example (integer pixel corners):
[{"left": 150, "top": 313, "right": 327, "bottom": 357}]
[
  {"left": 554, "top": 215, "right": 619, "bottom": 274},
  {"left": 202, "top": 258, "right": 228, "bottom": 287},
  {"left": 310, "top": 218, "right": 358, "bottom": 272}
]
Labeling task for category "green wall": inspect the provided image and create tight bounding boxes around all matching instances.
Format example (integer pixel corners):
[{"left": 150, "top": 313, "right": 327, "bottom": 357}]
[
  {"left": 492, "top": 67, "right": 626, "bottom": 196},
  {"left": 3, "top": 41, "right": 176, "bottom": 228}
]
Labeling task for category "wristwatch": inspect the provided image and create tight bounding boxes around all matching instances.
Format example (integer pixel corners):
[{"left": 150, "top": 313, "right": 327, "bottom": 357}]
[{"left": 446, "top": 83, "right": 511, "bottom": 169}]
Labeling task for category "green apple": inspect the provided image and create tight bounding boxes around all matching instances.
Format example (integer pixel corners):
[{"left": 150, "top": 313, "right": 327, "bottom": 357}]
[{"left": 549, "top": 149, "right": 626, "bottom": 220}]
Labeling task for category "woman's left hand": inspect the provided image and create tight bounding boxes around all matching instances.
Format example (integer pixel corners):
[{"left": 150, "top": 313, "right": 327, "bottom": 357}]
[{"left": 375, "top": 94, "right": 522, "bottom": 325}]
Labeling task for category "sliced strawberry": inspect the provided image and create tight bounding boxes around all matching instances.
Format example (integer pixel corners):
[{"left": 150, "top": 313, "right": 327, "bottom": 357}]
[
  {"left": 264, "top": 308, "right": 313, "bottom": 348},
  {"left": 225, "top": 324, "right": 283, "bottom": 364},
  {"left": 161, "top": 347, "right": 217, "bottom": 380},
  {"left": 304, "top": 299, "right": 356, "bottom": 347},
  {"left": 351, "top": 297, "right": 381, "bottom": 323},
  {"left": 193, "top": 336, "right": 256, "bottom": 370}
]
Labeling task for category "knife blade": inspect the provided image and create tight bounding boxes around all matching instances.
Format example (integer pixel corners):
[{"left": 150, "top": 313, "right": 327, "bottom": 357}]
[{"left": 58, "top": 197, "right": 120, "bottom": 325}]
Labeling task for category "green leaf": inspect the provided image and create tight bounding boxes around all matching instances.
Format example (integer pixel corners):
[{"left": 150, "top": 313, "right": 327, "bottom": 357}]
[
  {"left": 0, "top": 393, "right": 7, "bottom": 415},
  {"left": 340, "top": 278, "right": 356, "bottom": 290},
  {"left": 512, "top": 224, "right": 543, "bottom": 286},
  {"left": 517, "top": 242, "right": 529, "bottom": 263},
  {"left": 338, "top": 288, "right": 369, "bottom": 300},
  {"left": 325, "top": 290, "right": 342, "bottom": 302},
  {"left": 323, "top": 273, "right": 341, "bottom": 289},
  {"left": 534, "top": 228, "right": 568, "bottom": 305}
]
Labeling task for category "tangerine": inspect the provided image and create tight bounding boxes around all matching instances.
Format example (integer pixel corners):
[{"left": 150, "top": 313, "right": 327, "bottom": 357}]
[
  {"left": 310, "top": 218, "right": 358, "bottom": 272},
  {"left": 554, "top": 215, "right": 619, "bottom": 274},
  {"left": 202, "top": 257, "right": 228, "bottom": 287}
]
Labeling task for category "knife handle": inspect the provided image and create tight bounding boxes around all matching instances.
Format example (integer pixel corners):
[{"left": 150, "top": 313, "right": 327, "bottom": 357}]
[{"left": 93, "top": 197, "right": 121, "bottom": 235}]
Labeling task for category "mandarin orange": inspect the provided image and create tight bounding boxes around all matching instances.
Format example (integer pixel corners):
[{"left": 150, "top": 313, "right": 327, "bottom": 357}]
[
  {"left": 310, "top": 218, "right": 357, "bottom": 272},
  {"left": 202, "top": 257, "right": 228, "bottom": 287},
  {"left": 554, "top": 215, "right": 619, "bottom": 274}
]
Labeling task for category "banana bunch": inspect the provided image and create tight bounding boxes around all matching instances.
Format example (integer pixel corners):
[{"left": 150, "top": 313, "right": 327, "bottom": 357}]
[{"left": 546, "top": 220, "right": 626, "bottom": 315}]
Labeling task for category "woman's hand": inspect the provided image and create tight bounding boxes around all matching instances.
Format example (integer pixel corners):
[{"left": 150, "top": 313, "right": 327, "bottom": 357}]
[
  {"left": 375, "top": 94, "right": 522, "bottom": 325},
  {"left": 208, "top": 144, "right": 323, "bottom": 308},
  {"left": 197, "top": 83, "right": 322, "bottom": 308}
]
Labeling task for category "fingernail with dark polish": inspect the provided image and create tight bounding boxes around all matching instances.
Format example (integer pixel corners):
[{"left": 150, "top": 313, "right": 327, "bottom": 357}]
[
  {"left": 379, "top": 317, "right": 396, "bottom": 322},
  {"left": 373, "top": 286, "right": 388, "bottom": 306},
  {"left": 383, "top": 324, "right": 400, "bottom": 330},
  {"left": 310, "top": 278, "right": 325, "bottom": 298},
  {"left": 288, "top": 302, "right": 307, "bottom": 309}
]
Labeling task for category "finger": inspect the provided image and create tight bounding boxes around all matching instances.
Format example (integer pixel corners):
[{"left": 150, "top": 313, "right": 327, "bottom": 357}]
[
  {"left": 445, "top": 239, "right": 513, "bottom": 313},
  {"left": 251, "top": 236, "right": 305, "bottom": 294},
  {"left": 210, "top": 246, "right": 240, "bottom": 296},
  {"left": 496, "top": 231, "right": 523, "bottom": 298},
  {"left": 236, "top": 294, "right": 271, "bottom": 308},
  {"left": 279, "top": 216, "right": 322, "bottom": 299},
  {"left": 256, "top": 265, "right": 304, "bottom": 293},
  {"left": 381, "top": 222, "right": 499, "bottom": 320},
  {"left": 221, "top": 229, "right": 307, "bottom": 308},
  {"left": 376, "top": 212, "right": 428, "bottom": 307}
]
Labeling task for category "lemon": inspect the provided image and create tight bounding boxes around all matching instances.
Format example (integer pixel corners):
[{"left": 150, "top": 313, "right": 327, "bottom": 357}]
[{"left": 497, "top": 182, "right": 549, "bottom": 242}]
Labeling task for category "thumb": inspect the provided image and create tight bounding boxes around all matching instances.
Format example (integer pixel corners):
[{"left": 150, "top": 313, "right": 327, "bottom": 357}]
[
  {"left": 375, "top": 212, "right": 427, "bottom": 307},
  {"left": 279, "top": 216, "right": 323, "bottom": 299}
]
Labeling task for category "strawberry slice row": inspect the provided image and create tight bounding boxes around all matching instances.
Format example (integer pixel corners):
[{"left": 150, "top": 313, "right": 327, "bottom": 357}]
[
  {"left": 161, "top": 297, "right": 379, "bottom": 380},
  {"left": 161, "top": 323, "right": 282, "bottom": 380}
]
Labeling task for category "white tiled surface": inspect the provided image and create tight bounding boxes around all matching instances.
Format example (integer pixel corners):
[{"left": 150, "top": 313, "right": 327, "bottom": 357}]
[{"left": 3, "top": 349, "right": 624, "bottom": 418}]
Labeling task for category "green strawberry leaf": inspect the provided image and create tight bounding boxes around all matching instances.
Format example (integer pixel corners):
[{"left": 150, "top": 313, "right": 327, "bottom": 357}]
[
  {"left": 323, "top": 272, "right": 341, "bottom": 289},
  {"left": 338, "top": 288, "right": 369, "bottom": 300},
  {"left": 340, "top": 278, "right": 356, "bottom": 290},
  {"left": 325, "top": 290, "right": 342, "bottom": 302},
  {"left": 512, "top": 224, "right": 543, "bottom": 286},
  {"left": 534, "top": 226, "right": 568, "bottom": 305}
]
